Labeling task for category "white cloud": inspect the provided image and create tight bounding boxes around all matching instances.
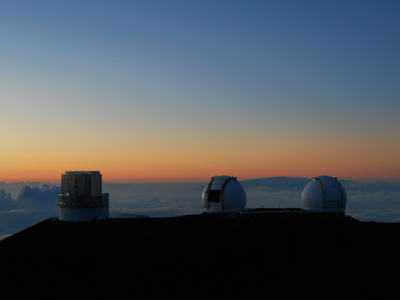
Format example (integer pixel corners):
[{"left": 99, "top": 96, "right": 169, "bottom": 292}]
[{"left": 0, "top": 184, "right": 60, "bottom": 235}]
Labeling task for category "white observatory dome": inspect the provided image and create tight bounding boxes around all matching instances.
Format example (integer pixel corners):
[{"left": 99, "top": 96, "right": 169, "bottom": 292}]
[
  {"left": 302, "top": 176, "right": 347, "bottom": 213},
  {"left": 202, "top": 176, "right": 246, "bottom": 213}
]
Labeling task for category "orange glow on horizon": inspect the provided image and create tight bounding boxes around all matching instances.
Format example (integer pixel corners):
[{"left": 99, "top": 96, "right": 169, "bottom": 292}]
[
  {"left": 1, "top": 167, "right": 399, "bottom": 184},
  {"left": 1, "top": 123, "right": 399, "bottom": 183}
]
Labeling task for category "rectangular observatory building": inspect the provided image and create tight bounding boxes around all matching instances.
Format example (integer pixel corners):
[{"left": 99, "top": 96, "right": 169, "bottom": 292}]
[{"left": 58, "top": 171, "right": 109, "bottom": 221}]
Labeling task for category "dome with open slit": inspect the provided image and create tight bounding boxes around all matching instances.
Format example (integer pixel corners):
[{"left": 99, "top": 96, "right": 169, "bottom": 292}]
[{"left": 202, "top": 176, "right": 246, "bottom": 213}]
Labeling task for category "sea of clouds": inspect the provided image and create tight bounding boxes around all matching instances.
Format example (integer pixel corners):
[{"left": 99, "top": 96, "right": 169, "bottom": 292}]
[{"left": 1, "top": 178, "right": 400, "bottom": 240}]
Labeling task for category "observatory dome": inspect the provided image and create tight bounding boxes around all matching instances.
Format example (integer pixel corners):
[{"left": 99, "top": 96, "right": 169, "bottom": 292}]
[
  {"left": 302, "top": 176, "right": 347, "bottom": 213},
  {"left": 202, "top": 176, "right": 246, "bottom": 213}
]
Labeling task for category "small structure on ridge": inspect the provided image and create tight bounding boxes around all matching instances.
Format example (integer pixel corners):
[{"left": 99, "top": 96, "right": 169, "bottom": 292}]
[{"left": 58, "top": 171, "right": 109, "bottom": 221}]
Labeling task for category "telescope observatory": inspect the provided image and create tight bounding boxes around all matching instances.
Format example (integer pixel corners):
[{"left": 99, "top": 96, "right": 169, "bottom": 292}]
[
  {"left": 302, "top": 176, "right": 346, "bottom": 213},
  {"left": 58, "top": 171, "right": 109, "bottom": 221},
  {"left": 202, "top": 176, "right": 246, "bottom": 213}
]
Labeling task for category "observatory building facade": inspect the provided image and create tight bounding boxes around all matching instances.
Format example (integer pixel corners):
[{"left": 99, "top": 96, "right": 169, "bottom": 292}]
[
  {"left": 202, "top": 176, "right": 246, "bottom": 213},
  {"left": 58, "top": 171, "right": 109, "bottom": 221},
  {"left": 302, "top": 176, "right": 346, "bottom": 213}
]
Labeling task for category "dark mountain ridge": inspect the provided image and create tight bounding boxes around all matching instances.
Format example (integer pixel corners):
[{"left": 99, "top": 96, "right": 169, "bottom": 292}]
[{"left": 1, "top": 214, "right": 400, "bottom": 298}]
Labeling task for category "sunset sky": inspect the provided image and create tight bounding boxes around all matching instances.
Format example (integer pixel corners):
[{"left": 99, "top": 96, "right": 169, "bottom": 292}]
[{"left": 1, "top": 0, "right": 399, "bottom": 183}]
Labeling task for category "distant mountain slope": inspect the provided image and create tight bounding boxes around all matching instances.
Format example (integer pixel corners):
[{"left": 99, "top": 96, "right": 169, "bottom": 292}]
[{"left": 241, "top": 176, "right": 311, "bottom": 189}]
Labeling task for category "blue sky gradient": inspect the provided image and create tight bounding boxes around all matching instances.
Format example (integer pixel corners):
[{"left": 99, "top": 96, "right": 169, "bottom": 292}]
[{"left": 1, "top": 0, "right": 399, "bottom": 182}]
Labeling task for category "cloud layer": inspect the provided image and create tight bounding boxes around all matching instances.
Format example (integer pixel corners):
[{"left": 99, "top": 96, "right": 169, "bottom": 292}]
[
  {"left": 1, "top": 178, "right": 400, "bottom": 238},
  {"left": 0, "top": 184, "right": 60, "bottom": 236}
]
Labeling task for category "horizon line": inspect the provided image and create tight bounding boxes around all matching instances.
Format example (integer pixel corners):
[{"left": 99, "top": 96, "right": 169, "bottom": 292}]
[{"left": 1, "top": 175, "right": 399, "bottom": 184}]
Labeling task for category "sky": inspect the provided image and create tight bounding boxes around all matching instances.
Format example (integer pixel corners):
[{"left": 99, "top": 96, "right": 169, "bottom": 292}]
[{"left": 1, "top": 0, "right": 399, "bottom": 183}]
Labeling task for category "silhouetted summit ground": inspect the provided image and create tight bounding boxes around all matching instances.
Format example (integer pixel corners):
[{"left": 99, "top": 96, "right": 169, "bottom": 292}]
[{"left": 1, "top": 214, "right": 400, "bottom": 298}]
